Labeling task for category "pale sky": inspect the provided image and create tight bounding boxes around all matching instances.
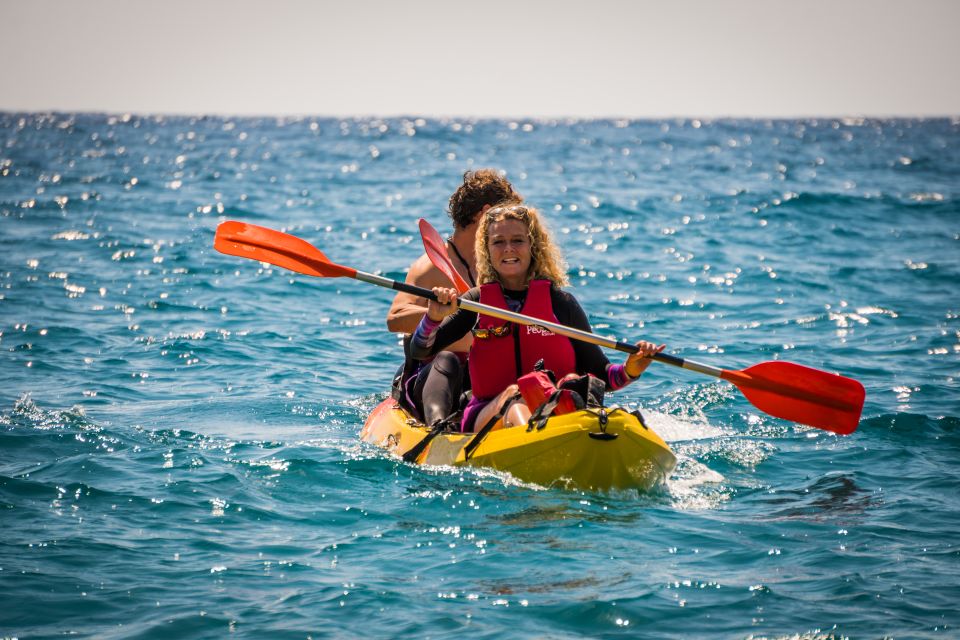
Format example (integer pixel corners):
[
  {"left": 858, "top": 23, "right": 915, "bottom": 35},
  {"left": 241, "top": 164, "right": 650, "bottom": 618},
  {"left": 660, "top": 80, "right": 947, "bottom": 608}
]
[{"left": 3, "top": 0, "right": 958, "bottom": 118}]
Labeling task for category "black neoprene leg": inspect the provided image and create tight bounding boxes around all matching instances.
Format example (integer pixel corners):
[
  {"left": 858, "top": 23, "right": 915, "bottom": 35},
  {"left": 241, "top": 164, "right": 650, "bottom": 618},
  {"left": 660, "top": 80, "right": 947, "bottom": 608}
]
[{"left": 412, "top": 352, "right": 463, "bottom": 425}]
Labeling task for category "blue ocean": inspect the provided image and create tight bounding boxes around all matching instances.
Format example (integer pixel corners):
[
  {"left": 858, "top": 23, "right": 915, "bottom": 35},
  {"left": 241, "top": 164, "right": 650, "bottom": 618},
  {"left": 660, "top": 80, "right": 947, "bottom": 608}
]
[{"left": 1, "top": 112, "right": 958, "bottom": 638}]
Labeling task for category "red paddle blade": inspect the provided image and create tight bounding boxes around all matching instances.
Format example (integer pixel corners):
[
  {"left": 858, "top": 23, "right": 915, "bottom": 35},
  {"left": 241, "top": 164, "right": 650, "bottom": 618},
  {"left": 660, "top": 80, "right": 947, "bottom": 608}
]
[
  {"left": 722, "top": 361, "right": 865, "bottom": 435},
  {"left": 418, "top": 218, "right": 470, "bottom": 294},
  {"left": 214, "top": 221, "right": 356, "bottom": 279}
]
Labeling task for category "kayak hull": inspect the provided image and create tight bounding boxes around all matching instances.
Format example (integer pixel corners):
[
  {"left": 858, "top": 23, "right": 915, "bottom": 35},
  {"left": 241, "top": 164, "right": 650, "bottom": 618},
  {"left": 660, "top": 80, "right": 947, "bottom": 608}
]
[{"left": 360, "top": 399, "right": 676, "bottom": 492}]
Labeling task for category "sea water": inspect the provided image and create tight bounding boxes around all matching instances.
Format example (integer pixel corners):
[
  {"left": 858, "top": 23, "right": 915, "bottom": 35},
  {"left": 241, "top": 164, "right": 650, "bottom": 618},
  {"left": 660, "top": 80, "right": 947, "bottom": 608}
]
[{"left": 1, "top": 113, "right": 958, "bottom": 638}]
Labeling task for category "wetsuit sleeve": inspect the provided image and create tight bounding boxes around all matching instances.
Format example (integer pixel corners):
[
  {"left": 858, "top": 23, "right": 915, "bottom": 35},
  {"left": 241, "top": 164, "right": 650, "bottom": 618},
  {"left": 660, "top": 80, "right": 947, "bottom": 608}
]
[
  {"left": 551, "top": 289, "right": 631, "bottom": 391},
  {"left": 409, "top": 288, "right": 480, "bottom": 360}
]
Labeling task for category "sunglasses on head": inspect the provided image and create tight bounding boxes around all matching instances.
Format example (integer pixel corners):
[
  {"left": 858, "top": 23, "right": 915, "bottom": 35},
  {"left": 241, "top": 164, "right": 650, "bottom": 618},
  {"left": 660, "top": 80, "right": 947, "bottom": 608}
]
[
  {"left": 486, "top": 204, "right": 529, "bottom": 220},
  {"left": 472, "top": 324, "right": 512, "bottom": 339}
]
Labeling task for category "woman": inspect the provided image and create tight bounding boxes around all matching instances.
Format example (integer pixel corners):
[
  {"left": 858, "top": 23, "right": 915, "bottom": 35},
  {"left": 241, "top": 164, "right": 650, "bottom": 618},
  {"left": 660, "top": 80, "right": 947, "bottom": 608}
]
[{"left": 410, "top": 203, "right": 664, "bottom": 432}]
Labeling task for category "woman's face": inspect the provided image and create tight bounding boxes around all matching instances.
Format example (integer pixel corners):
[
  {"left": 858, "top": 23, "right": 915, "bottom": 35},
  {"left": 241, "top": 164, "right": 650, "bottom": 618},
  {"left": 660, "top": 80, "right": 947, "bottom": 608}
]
[{"left": 487, "top": 218, "right": 532, "bottom": 284}]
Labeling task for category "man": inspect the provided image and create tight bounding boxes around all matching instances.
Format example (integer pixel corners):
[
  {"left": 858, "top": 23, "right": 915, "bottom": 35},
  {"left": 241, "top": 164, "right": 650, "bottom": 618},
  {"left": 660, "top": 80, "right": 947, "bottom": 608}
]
[{"left": 387, "top": 169, "right": 521, "bottom": 426}]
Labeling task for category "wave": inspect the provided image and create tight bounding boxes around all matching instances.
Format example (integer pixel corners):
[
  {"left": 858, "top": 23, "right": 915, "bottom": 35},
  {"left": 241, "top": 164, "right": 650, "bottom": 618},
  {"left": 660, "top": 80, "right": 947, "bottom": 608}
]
[
  {"left": 764, "top": 190, "right": 955, "bottom": 215},
  {"left": 860, "top": 412, "right": 960, "bottom": 443}
]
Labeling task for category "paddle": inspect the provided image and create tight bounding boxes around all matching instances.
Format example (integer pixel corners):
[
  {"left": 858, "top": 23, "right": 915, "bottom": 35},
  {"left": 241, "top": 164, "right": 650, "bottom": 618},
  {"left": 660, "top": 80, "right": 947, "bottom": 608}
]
[
  {"left": 214, "top": 220, "right": 865, "bottom": 435},
  {"left": 418, "top": 218, "right": 471, "bottom": 294}
]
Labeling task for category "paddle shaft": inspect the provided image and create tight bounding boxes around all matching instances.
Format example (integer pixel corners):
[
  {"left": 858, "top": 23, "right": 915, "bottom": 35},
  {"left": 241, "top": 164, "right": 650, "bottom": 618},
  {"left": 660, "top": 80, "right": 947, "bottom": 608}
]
[
  {"left": 355, "top": 267, "right": 719, "bottom": 372},
  {"left": 365, "top": 270, "right": 859, "bottom": 411}
]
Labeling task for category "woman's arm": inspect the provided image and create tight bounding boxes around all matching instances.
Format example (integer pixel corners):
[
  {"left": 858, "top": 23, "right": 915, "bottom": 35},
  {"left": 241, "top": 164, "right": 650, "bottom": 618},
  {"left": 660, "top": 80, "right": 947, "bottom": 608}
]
[{"left": 552, "top": 289, "right": 657, "bottom": 391}]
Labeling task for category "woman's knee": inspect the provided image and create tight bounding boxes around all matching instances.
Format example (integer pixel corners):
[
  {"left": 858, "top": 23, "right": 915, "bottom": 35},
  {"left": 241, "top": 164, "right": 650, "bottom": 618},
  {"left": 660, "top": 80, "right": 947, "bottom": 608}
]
[{"left": 431, "top": 351, "right": 462, "bottom": 377}]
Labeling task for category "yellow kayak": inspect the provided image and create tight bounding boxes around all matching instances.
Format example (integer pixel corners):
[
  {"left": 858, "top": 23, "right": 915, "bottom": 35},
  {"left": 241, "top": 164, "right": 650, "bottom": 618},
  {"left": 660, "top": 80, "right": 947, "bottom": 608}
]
[{"left": 360, "top": 398, "right": 676, "bottom": 492}]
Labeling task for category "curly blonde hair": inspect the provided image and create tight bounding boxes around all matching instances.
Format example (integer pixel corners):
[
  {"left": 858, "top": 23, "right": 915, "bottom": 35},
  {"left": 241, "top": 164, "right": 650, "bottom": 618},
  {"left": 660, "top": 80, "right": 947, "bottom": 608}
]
[{"left": 476, "top": 204, "right": 570, "bottom": 287}]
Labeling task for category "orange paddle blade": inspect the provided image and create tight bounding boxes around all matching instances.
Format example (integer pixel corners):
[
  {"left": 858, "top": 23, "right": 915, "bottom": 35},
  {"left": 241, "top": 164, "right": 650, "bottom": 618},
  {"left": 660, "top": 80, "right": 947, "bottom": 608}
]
[
  {"left": 721, "top": 361, "right": 865, "bottom": 435},
  {"left": 418, "top": 218, "right": 471, "bottom": 294},
  {"left": 214, "top": 221, "right": 356, "bottom": 278}
]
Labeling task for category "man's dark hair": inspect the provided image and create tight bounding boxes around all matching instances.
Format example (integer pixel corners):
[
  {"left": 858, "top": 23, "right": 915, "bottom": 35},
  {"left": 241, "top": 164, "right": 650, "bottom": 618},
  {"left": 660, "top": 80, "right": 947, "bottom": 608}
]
[{"left": 448, "top": 169, "right": 521, "bottom": 229}]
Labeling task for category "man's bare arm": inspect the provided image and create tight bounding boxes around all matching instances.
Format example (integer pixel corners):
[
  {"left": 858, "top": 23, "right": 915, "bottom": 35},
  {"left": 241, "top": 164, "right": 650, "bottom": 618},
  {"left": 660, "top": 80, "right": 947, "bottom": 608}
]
[{"left": 387, "top": 253, "right": 473, "bottom": 353}]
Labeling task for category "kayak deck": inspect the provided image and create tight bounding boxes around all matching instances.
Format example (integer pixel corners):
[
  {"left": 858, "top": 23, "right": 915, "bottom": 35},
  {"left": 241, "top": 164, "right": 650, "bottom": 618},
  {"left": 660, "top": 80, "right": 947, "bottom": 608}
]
[{"left": 360, "top": 398, "right": 676, "bottom": 492}]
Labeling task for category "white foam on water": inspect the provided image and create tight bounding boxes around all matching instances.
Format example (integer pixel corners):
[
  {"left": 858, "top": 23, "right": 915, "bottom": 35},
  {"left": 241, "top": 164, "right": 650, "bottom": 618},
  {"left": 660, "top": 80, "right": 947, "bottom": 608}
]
[
  {"left": 629, "top": 409, "right": 736, "bottom": 509},
  {"left": 642, "top": 409, "right": 727, "bottom": 443},
  {"left": 666, "top": 457, "right": 730, "bottom": 511}
]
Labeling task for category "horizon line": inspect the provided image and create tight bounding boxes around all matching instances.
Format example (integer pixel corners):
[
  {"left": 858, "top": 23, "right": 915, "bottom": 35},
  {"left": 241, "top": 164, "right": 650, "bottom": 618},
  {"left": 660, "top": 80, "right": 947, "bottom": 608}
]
[{"left": 3, "top": 107, "right": 960, "bottom": 123}]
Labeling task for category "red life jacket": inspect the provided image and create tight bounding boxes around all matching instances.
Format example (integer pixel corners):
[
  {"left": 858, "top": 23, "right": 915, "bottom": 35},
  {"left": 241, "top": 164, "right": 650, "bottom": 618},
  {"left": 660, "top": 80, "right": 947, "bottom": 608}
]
[{"left": 468, "top": 280, "right": 577, "bottom": 400}]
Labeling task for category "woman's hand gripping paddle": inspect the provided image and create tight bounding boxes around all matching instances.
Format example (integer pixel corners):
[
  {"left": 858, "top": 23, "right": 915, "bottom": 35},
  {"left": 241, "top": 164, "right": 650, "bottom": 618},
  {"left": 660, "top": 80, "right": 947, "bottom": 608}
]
[{"left": 215, "top": 220, "right": 865, "bottom": 435}]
